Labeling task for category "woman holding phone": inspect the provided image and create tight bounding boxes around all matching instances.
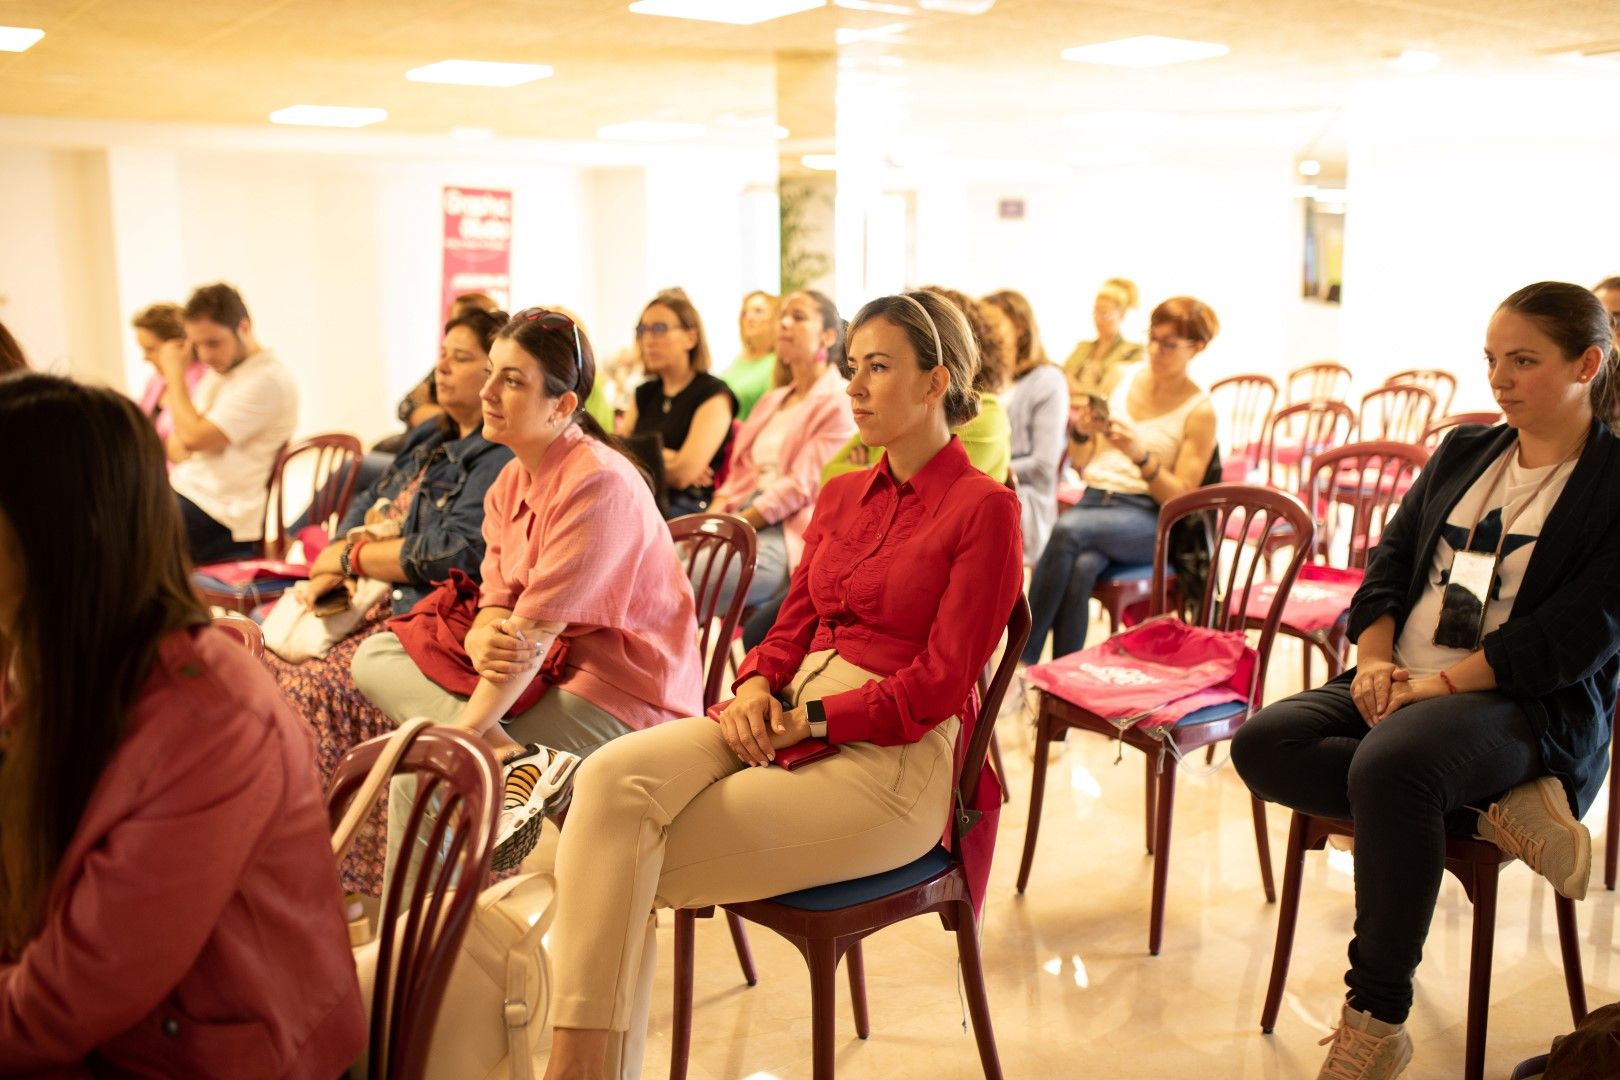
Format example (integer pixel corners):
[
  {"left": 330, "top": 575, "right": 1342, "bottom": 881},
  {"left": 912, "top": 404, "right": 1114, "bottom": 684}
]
[
  {"left": 1233, "top": 282, "right": 1620, "bottom": 1078},
  {"left": 1020, "top": 296, "right": 1219, "bottom": 667}
]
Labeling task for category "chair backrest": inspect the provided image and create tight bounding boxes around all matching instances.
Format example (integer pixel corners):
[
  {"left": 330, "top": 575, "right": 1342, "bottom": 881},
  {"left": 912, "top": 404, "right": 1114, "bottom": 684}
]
[
  {"left": 958, "top": 595, "right": 1031, "bottom": 811},
  {"left": 669, "top": 512, "right": 758, "bottom": 709},
  {"left": 1284, "top": 362, "right": 1352, "bottom": 406},
  {"left": 1354, "top": 384, "right": 1436, "bottom": 444},
  {"left": 1386, "top": 368, "right": 1458, "bottom": 415},
  {"left": 1209, "top": 374, "right": 1279, "bottom": 468},
  {"left": 1301, "top": 441, "right": 1430, "bottom": 569},
  {"left": 326, "top": 725, "right": 500, "bottom": 1080},
  {"left": 267, "top": 433, "right": 364, "bottom": 559},
  {"left": 1261, "top": 400, "right": 1356, "bottom": 493},
  {"left": 211, "top": 612, "right": 264, "bottom": 658},
  {"left": 1423, "top": 410, "right": 1502, "bottom": 449},
  {"left": 1150, "top": 484, "right": 1314, "bottom": 711}
]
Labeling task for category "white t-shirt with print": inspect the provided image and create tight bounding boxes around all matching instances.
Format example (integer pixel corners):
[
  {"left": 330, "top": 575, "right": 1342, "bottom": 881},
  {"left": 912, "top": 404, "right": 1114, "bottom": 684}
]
[
  {"left": 1394, "top": 445, "right": 1575, "bottom": 677},
  {"left": 169, "top": 351, "right": 299, "bottom": 541}
]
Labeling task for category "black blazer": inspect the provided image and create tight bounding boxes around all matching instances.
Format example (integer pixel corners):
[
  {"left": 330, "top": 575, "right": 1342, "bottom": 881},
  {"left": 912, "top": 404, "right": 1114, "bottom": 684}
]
[{"left": 1346, "top": 418, "right": 1620, "bottom": 816}]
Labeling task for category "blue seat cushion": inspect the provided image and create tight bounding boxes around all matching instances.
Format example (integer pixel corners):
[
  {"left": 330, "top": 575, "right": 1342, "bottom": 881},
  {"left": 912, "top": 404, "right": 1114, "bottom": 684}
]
[
  {"left": 1172, "top": 700, "right": 1247, "bottom": 728},
  {"left": 191, "top": 572, "right": 302, "bottom": 606},
  {"left": 1098, "top": 562, "right": 1155, "bottom": 583},
  {"left": 766, "top": 845, "right": 954, "bottom": 912}
]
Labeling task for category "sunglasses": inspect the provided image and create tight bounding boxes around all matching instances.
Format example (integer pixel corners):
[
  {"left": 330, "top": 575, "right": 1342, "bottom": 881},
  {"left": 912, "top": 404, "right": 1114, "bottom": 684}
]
[
  {"left": 520, "top": 308, "right": 584, "bottom": 385},
  {"left": 635, "top": 320, "right": 681, "bottom": 338}
]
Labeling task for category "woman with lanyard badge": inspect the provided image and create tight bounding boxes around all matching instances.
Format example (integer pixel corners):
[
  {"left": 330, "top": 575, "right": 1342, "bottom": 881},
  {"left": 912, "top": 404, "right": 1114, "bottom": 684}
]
[{"left": 1232, "top": 282, "right": 1620, "bottom": 1080}]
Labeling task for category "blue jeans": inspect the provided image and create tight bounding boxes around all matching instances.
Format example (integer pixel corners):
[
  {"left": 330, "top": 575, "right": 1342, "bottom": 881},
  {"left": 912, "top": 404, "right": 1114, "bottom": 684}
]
[{"left": 1021, "top": 488, "right": 1159, "bottom": 665}]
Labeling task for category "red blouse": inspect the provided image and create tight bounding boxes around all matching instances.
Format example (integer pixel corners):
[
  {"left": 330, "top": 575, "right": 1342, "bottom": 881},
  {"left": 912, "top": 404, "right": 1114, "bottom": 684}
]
[{"left": 736, "top": 435, "right": 1023, "bottom": 745}]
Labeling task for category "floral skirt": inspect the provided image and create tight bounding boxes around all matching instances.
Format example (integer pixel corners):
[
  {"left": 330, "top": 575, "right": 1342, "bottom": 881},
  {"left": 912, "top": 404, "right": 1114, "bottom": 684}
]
[{"left": 264, "top": 599, "right": 395, "bottom": 895}]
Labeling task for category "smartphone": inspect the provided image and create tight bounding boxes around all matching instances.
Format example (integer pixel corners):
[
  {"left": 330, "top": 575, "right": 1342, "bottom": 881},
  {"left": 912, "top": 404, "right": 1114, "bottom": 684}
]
[{"left": 1085, "top": 393, "right": 1110, "bottom": 423}]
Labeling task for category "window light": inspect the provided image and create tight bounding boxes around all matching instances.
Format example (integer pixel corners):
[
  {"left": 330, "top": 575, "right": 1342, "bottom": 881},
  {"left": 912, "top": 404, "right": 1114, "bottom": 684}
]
[
  {"left": 628, "top": 0, "right": 824, "bottom": 25},
  {"left": 406, "top": 60, "right": 553, "bottom": 87},
  {"left": 0, "top": 26, "right": 44, "bottom": 52},
  {"left": 1061, "top": 35, "right": 1229, "bottom": 69},
  {"left": 269, "top": 105, "right": 388, "bottom": 128}
]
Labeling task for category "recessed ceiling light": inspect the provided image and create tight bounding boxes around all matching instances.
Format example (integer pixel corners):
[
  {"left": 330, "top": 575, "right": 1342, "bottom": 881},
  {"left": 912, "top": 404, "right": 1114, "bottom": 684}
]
[
  {"left": 1061, "top": 35, "right": 1229, "bottom": 69},
  {"left": 1297, "top": 158, "right": 1322, "bottom": 176},
  {"left": 1389, "top": 48, "right": 1439, "bottom": 73},
  {"left": 918, "top": 0, "right": 995, "bottom": 13},
  {"left": 800, "top": 154, "right": 839, "bottom": 170},
  {"left": 1062, "top": 110, "right": 1175, "bottom": 131},
  {"left": 1551, "top": 47, "right": 1620, "bottom": 71},
  {"left": 269, "top": 105, "right": 387, "bottom": 128},
  {"left": 0, "top": 25, "right": 45, "bottom": 52},
  {"left": 406, "top": 60, "right": 553, "bottom": 87},
  {"left": 628, "top": 0, "right": 824, "bottom": 25},
  {"left": 597, "top": 120, "right": 705, "bottom": 141},
  {"left": 833, "top": 0, "right": 912, "bottom": 12},
  {"left": 451, "top": 126, "right": 496, "bottom": 140}
]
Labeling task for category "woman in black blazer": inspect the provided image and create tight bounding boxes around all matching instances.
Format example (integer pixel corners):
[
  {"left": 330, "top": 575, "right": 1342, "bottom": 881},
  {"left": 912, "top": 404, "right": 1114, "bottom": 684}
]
[{"left": 1233, "top": 281, "right": 1620, "bottom": 1080}]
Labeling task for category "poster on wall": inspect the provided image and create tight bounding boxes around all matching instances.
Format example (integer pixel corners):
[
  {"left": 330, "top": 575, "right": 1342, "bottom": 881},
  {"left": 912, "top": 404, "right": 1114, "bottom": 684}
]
[{"left": 441, "top": 186, "right": 512, "bottom": 317}]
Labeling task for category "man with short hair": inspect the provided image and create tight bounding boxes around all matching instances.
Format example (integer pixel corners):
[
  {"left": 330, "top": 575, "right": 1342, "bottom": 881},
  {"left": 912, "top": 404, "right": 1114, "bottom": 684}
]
[
  {"left": 162, "top": 283, "right": 298, "bottom": 564},
  {"left": 1595, "top": 276, "right": 1620, "bottom": 349}
]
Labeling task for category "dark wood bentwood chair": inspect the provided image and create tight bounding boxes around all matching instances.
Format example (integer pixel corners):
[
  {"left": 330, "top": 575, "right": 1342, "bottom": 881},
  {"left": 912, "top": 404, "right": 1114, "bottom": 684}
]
[
  {"left": 1018, "top": 485, "right": 1315, "bottom": 955},
  {"left": 210, "top": 612, "right": 265, "bottom": 659},
  {"left": 1386, "top": 367, "right": 1458, "bottom": 416},
  {"left": 1284, "top": 361, "right": 1352, "bottom": 407},
  {"left": 1354, "top": 383, "right": 1436, "bottom": 445},
  {"left": 1423, "top": 411, "right": 1503, "bottom": 450},
  {"left": 1210, "top": 374, "right": 1280, "bottom": 482},
  {"left": 1261, "top": 815, "right": 1588, "bottom": 1080},
  {"left": 670, "top": 597, "right": 1032, "bottom": 1080},
  {"left": 326, "top": 725, "right": 500, "bottom": 1080}
]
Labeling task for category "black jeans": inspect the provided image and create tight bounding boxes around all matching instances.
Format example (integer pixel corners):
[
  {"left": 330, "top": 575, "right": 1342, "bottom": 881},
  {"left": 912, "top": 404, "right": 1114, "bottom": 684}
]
[
  {"left": 178, "top": 494, "right": 260, "bottom": 565},
  {"left": 1231, "top": 677, "right": 1540, "bottom": 1025}
]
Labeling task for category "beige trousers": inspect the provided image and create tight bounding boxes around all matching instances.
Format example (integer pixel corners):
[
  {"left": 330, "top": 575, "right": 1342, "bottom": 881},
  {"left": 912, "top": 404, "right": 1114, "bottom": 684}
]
[{"left": 548, "top": 650, "right": 959, "bottom": 1078}]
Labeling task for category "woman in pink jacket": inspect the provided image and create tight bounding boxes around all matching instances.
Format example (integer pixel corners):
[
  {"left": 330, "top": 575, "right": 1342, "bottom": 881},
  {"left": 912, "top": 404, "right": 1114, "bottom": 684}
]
[
  {"left": 710, "top": 290, "right": 854, "bottom": 628},
  {"left": 0, "top": 373, "right": 363, "bottom": 1078}
]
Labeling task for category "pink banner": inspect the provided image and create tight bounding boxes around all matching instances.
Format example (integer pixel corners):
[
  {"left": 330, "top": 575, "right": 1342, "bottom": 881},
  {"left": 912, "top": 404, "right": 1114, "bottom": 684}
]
[{"left": 441, "top": 186, "right": 512, "bottom": 317}]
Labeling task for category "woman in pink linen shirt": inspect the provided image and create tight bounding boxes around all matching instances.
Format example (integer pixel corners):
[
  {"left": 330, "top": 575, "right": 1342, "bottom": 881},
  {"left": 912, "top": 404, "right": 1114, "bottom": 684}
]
[
  {"left": 131, "top": 301, "right": 208, "bottom": 445},
  {"left": 353, "top": 307, "right": 703, "bottom": 871},
  {"left": 0, "top": 373, "right": 363, "bottom": 1078}
]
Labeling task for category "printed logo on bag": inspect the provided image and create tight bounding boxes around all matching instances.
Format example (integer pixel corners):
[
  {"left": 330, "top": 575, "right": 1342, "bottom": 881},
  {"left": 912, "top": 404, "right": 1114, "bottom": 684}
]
[{"left": 1073, "top": 661, "right": 1161, "bottom": 687}]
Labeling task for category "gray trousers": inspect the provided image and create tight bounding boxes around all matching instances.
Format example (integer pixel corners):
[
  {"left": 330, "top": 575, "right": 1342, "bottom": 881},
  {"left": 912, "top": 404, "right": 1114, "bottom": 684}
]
[{"left": 351, "top": 630, "right": 633, "bottom": 894}]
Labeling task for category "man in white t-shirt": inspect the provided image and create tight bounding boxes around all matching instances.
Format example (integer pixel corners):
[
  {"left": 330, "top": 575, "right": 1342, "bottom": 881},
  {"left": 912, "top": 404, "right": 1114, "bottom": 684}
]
[{"left": 161, "top": 283, "right": 298, "bottom": 564}]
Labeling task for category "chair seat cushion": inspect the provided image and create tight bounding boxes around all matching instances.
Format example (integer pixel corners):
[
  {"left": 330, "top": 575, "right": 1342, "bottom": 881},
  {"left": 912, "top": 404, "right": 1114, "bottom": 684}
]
[
  {"left": 191, "top": 572, "right": 303, "bottom": 606},
  {"left": 767, "top": 845, "right": 954, "bottom": 911},
  {"left": 1099, "top": 562, "right": 1155, "bottom": 582},
  {"left": 1172, "top": 699, "right": 1247, "bottom": 728}
]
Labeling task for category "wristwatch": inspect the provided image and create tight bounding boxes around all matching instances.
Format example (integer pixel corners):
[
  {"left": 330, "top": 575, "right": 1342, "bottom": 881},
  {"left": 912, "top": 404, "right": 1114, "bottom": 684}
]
[
  {"left": 338, "top": 542, "right": 356, "bottom": 579},
  {"left": 805, "top": 699, "right": 828, "bottom": 739}
]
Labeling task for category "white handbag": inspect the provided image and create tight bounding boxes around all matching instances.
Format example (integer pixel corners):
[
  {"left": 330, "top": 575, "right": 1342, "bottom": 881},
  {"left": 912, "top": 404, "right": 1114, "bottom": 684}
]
[
  {"left": 262, "top": 576, "right": 393, "bottom": 662},
  {"left": 333, "top": 719, "right": 555, "bottom": 1080}
]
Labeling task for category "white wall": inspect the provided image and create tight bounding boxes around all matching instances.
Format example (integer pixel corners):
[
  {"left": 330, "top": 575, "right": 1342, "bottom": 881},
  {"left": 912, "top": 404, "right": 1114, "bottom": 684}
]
[{"left": 1341, "top": 73, "right": 1620, "bottom": 414}]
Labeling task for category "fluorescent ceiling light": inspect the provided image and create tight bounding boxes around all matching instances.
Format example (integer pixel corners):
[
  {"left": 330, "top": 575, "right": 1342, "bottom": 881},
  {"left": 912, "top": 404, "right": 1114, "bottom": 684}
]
[
  {"left": 1389, "top": 48, "right": 1439, "bottom": 72},
  {"left": 1061, "top": 35, "right": 1229, "bottom": 68},
  {"left": 628, "top": 0, "right": 824, "bottom": 25},
  {"left": 451, "top": 126, "right": 496, "bottom": 140},
  {"left": 833, "top": 0, "right": 912, "bottom": 12},
  {"left": 1297, "top": 158, "right": 1321, "bottom": 176},
  {"left": 1552, "top": 48, "right": 1620, "bottom": 72},
  {"left": 406, "top": 59, "right": 552, "bottom": 87},
  {"left": 597, "top": 120, "right": 705, "bottom": 141},
  {"left": 269, "top": 104, "right": 387, "bottom": 128},
  {"left": 0, "top": 25, "right": 45, "bottom": 52},
  {"left": 919, "top": 0, "right": 995, "bottom": 12},
  {"left": 1062, "top": 110, "right": 1174, "bottom": 131},
  {"left": 800, "top": 154, "right": 839, "bottom": 170}
]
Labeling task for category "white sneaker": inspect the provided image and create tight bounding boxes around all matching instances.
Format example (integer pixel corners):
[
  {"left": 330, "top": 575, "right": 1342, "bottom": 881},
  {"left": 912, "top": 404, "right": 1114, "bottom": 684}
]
[{"left": 492, "top": 744, "right": 581, "bottom": 872}]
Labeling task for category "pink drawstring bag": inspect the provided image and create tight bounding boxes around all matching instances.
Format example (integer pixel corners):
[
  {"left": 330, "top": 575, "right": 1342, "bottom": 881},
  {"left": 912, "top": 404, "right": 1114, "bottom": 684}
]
[
  {"left": 1027, "top": 615, "right": 1256, "bottom": 730},
  {"left": 1242, "top": 564, "right": 1363, "bottom": 634}
]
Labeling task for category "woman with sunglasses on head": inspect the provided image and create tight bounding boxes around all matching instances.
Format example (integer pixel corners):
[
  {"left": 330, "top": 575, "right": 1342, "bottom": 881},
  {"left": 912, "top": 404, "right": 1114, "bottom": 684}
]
[
  {"left": 1021, "top": 296, "right": 1220, "bottom": 667},
  {"left": 354, "top": 308, "right": 703, "bottom": 871},
  {"left": 540, "top": 291, "right": 1023, "bottom": 1080},
  {"left": 0, "top": 373, "right": 362, "bottom": 1076},
  {"left": 619, "top": 289, "right": 737, "bottom": 517},
  {"left": 1232, "top": 282, "right": 1620, "bottom": 1079}
]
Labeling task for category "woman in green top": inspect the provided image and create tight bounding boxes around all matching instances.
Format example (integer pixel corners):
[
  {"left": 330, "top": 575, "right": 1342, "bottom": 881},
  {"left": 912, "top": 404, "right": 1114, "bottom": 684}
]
[
  {"left": 1065, "top": 276, "right": 1144, "bottom": 404},
  {"left": 720, "top": 290, "right": 781, "bottom": 420},
  {"left": 821, "top": 285, "right": 1011, "bottom": 484}
]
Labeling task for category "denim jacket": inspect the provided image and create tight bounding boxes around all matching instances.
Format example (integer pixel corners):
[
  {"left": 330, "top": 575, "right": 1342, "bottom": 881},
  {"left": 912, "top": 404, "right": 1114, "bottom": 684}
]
[{"left": 339, "top": 417, "right": 513, "bottom": 614}]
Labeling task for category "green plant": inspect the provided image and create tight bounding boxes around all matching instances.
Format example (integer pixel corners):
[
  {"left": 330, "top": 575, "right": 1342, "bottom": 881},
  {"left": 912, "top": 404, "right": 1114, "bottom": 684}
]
[{"left": 779, "top": 180, "right": 831, "bottom": 295}]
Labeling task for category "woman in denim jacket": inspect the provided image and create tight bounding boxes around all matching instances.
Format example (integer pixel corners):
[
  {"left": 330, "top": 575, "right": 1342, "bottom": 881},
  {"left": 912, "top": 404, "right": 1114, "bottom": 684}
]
[{"left": 265, "top": 307, "right": 513, "bottom": 893}]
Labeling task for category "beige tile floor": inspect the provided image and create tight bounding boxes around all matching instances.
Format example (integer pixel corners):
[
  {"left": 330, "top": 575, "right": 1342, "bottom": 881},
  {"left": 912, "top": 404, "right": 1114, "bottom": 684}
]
[{"left": 530, "top": 632, "right": 1617, "bottom": 1080}]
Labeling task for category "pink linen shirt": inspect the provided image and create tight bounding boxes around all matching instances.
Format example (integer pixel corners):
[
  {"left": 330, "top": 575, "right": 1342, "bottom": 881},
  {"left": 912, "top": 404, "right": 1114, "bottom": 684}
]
[
  {"left": 137, "top": 362, "right": 209, "bottom": 449},
  {"left": 479, "top": 423, "right": 704, "bottom": 730},
  {"left": 713, "top": 364, "right": 854, "bottom": 570}
]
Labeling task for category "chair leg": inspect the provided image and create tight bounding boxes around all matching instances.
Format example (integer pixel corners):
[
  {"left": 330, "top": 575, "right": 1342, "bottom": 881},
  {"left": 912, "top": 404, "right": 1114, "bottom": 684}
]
[
  {"left": 1144, "top": 752, "right": 1156, "bottom": 855},
  {"left": 1148, "top": 755, "right": 1177, "bottom": 956},
  {"left": 1607, "top": 745, "right": 1618, "bottom": 891},
  {"left": 671, "top": 910, "right": 697, "bottom": 1080},
  {"left": 725, "top": 911, "right": 758, "bottom": 986},
  {"left": 1261, "top": 812, "right": 1311, "bottom": 1033},
  {"left": 989, "top": 731, "right": 1011, "bottom": 804},
  {"left": 807, "top": 937, "right": 839, "bottom": 1080},
  {"left": 954, "top": 899, "right": 1005, "bottom": 1080},
  {"left": 1250, "top": 795, "right": 1276, "bottom": 903},
  {"left": 1463, "top": 865, "right": 1500, "bottom": 1080},
  {"left": 846, "top": 939, "right": 870, "bottom": 1039},
  {"left": 1553, "top": 895, "right": 1588, "bottom": 1025},
  {"left": 1016, "top": 709, "right": 1053, "bottom": 893},
  {"left": 1301, "top": 637, "right": 1312, "bottom": 690}
]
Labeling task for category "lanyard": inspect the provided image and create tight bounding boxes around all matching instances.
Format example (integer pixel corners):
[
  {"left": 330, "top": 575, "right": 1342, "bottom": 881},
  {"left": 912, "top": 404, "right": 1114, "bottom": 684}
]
[{"left": 1461, "top": 434, "right": 1584, "bottom": 559}]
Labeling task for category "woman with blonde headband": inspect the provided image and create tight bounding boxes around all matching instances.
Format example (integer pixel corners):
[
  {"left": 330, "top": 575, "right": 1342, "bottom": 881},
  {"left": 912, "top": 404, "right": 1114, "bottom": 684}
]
[{"left": 1065, "top": 276, "right": 1144, "bottom": 403}]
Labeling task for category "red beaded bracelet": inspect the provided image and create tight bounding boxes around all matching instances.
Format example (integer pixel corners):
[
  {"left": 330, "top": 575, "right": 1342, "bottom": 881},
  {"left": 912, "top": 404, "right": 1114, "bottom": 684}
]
[{"left": 1439, "top": 670, "right": 1458, "bottom": 695}]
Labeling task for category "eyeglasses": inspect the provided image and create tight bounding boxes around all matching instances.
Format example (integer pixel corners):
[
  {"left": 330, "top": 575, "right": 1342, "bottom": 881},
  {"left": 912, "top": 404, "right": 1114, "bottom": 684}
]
[
  {"left": 635, "top": 321, "right": 679, "bottom": 338},
  {"left": 520, "top": 308, "right": 584, "bottom": 386},
  {"left": 1147, "top": 335, "right": 1196, "bottom": 352},
  {"left": 1608, "top": 311, "right": 1620, "bottom": 331}
]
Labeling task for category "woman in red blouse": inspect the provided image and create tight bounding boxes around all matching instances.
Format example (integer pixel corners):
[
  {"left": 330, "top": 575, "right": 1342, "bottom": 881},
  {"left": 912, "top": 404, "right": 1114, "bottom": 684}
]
[{"left": 542, "top": 290, "right": 1024, "bottom": 1079}]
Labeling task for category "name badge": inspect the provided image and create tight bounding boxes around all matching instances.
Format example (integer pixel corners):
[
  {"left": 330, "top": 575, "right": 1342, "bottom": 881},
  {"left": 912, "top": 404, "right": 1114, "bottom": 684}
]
[{"left": 1433, "top": 549, "right": 1497, "bottom": 650}]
